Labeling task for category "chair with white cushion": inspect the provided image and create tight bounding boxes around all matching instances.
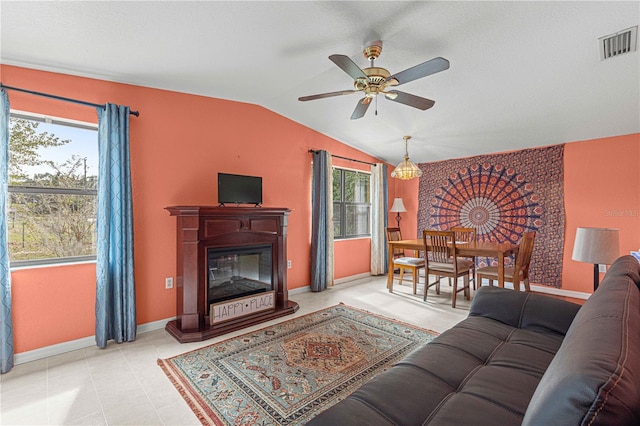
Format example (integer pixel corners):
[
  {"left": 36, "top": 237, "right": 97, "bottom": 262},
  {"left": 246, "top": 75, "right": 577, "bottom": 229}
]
[{"left": 386, "top": 227, "right": 425, "bottom": 294}]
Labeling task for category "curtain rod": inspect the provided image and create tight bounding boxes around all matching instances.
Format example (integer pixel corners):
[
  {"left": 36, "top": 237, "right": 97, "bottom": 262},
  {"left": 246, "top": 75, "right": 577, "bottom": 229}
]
[
  {"left": 0, "top": 83, "right": 140, "bottom": 117},
  {"left": 308, "top": 149, "right": 377, "bottom": 166}
]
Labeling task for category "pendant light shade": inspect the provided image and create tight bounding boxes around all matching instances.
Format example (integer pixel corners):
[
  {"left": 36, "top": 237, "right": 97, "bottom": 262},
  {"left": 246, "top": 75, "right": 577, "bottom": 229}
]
[{"left": 391, "top": 136, "right": 422, "bottom": 180}]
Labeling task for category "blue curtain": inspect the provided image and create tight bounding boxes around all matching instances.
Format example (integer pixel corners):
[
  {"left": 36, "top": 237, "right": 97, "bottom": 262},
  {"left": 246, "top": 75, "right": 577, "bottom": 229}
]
[
  {"left": 310, "top": 150, "right": 333, "bottom": 291},
  {"left": 0, "top": 89, "right": 14, "bottom": 373},
  {"left": 95, "top": 104, "right": 136, "bottom": 348}
]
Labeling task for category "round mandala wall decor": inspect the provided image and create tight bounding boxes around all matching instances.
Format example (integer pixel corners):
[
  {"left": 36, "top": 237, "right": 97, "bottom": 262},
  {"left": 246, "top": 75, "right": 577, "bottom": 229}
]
[{"left": 428, "top": 163, "right": 543, "bottom": 266}]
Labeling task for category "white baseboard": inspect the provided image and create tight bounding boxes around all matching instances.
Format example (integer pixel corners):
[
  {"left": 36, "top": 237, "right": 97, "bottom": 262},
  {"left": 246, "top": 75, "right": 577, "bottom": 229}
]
[
  {"left": 482, "top": 280, "right": 590, "bottom": 300},
  {"left": 289, "top": 272, "right": 374, "bottom": 295},
  {"left": 529, "top": 284, "right": 590, "bottom": 300},
  {"left": 289, "top": 285, "right": 310, "bottom": 295},
  {"left": 14, "top": 316, "right": 176, "bottom": 365},
  {"left": 136, "top": 316, "right": 176, "bottom": 334},
  {"left": 335, "top": 272, "right": 372, "bottom": 284},
  {"left": 15, "top": 336, "right": 98, "bottom": 365}
]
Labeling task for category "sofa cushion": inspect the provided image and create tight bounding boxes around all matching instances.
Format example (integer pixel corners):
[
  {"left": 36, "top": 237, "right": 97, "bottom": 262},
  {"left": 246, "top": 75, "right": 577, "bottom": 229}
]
[
  {"left": 522, "top": 255, "right": 640, "bottom": 426},
  {"left": 469, "top": 286, "right": 581, "bottom": 335}
]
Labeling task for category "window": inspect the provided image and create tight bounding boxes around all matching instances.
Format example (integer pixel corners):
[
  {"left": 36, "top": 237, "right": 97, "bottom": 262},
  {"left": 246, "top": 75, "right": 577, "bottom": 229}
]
[
  {"left": 332, "top": 168, "right": 371, "bottom": 239},
  {"left": 7, "top": 113, "right": 98, "bottom": 266}
]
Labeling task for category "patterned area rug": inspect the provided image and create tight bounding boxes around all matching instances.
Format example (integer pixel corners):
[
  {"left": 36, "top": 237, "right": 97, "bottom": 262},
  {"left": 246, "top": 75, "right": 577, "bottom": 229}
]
[{"left": 158, "top": 304, "right": 438, "bottom": 425}]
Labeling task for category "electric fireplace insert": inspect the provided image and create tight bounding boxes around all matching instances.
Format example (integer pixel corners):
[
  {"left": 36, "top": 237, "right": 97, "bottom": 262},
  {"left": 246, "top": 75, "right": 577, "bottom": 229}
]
[{"left": 207, "top": 244, "right": 272, "bottom": 304}]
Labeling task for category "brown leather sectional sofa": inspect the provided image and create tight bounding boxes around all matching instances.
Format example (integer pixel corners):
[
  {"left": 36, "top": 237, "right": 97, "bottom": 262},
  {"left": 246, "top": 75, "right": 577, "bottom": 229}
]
[{"left": 308, "top": 255, "right": 640, "bottom": 425}]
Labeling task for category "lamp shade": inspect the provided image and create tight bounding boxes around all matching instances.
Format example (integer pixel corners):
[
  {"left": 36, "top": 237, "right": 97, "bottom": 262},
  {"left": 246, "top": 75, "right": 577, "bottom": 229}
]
[
  {"left": 390, "top": 198, "right": 407, "bottom": 213},
  {"left": 572, "top": 227, "right": 620, "bottom": 264}
]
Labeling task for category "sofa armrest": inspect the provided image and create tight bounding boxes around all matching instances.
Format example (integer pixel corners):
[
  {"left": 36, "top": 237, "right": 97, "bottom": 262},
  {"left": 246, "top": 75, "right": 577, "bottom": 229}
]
[{"left": 469, "top": 286, "right": 581, "bottom": 336}]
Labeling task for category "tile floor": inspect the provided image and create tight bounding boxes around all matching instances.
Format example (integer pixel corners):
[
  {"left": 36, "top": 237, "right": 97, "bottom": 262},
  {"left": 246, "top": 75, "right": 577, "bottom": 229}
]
[{"left": 0, "top": 275, "right": 471, "bottom": 425}]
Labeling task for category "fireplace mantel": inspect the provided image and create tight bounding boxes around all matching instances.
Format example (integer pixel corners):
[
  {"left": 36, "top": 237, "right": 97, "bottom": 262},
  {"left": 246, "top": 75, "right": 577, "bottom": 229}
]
[{"left": 165, "top": 206, "right": 299, "bottom": 342}]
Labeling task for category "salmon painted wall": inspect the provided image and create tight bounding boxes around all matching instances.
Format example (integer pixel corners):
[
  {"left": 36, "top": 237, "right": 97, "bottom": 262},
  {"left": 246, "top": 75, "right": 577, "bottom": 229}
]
[
  {"left": 11, "top": 264, "right": 96, "bottom": 349},
  {"left": 562, "top": 134, "right": 639, "bottom": 292},
  {"left": 2, "top": 65, "right": 395, "bottom": 353},
  {"left": 391, "top": 178, "right": 420, "bottom": 239}
]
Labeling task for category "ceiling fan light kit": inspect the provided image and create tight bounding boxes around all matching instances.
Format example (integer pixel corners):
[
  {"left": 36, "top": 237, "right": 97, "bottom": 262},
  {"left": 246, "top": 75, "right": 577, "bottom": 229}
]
[
  {"left": 391, "top": 136, "right": 423, "bottom": 180},
  {"left": 298, "top": 40, "right": 449, "bottom": 120}
]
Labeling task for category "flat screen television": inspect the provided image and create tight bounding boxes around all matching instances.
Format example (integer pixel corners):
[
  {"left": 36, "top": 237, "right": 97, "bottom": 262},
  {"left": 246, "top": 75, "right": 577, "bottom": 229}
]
[{"left": 218, "top": 173, "right": 262, "bottom": 206}]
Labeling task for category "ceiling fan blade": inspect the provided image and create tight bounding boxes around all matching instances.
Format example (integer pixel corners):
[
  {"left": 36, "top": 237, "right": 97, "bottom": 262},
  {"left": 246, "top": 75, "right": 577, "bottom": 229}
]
[
  {"left": 350, "top": 98, "right": 371, "bottom": 120},
  {"left": 386, "top": 57, "right": 450, "bottom": 86},
  {"left": 329, "top": 54, "right": 369, "bottom": 81},
  {"left": 386, "top": 90, "right": 435, "bottom": 110},
  {"left": 298, "top": 90, "right": 359, "bottom": 101}
]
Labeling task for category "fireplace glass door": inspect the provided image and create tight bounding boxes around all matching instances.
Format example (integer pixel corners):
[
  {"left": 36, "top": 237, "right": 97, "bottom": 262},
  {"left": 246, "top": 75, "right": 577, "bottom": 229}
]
[{"left": 207, "top": 245, "right": 272, "bottom": 305}]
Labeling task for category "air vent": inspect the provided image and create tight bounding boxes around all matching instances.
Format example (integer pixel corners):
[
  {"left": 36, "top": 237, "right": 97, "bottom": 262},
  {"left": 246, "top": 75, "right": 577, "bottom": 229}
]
[{"left": 599, "top": 26, "right": 637, "bottom": 60}]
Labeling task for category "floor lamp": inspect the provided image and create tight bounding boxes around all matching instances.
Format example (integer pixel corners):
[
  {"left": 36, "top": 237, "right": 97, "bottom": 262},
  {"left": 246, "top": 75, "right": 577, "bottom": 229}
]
[
  {"left": 390, "top": 198, "right": 407, "bottom": 228},
  {"left": 571, "top": 227, "right": 620, "bottom": 291}
]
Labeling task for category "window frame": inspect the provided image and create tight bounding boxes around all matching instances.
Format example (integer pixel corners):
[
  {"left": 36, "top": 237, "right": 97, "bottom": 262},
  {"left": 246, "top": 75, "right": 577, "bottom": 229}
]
[
  {"left": 7, "top": 111, "right": 99, "bottom": 268},
  {"left": 332, "top": 167, "right": 372, "bottom": 240}
]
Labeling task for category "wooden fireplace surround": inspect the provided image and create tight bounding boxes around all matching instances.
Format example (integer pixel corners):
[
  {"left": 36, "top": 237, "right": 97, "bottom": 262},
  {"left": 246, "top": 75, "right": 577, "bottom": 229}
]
[{"left": 165, "top": 206, "right": 299, "bottom": 343}]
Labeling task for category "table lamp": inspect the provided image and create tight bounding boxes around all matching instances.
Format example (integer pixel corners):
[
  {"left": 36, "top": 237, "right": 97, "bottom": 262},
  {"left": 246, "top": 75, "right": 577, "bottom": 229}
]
[
  {"left": 571, "top": 227, "right": 620, "bottom": 291},
  {"left": 390, "top": 198, "right": 407, "bottom": 228}
]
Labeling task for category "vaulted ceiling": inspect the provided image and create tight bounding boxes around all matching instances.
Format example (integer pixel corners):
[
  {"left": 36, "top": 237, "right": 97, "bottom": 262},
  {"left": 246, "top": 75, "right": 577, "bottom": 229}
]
[{"left": 1, "top": 1, "right": 638, "bottom": 164}]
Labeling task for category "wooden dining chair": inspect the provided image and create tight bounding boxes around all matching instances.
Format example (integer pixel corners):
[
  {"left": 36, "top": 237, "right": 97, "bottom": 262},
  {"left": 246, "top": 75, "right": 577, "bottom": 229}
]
[
  {"left": 386, "top": 227, "right": 425, "bottom": 294},
  {"left": 476, "top": 231, "right": 536, "bottom": 291},
  {"left": 451, "top": 227, "right": 477, "bottom": 289},
  {"left": 422, "top": 230, "right": 473, "bottom": 308}
]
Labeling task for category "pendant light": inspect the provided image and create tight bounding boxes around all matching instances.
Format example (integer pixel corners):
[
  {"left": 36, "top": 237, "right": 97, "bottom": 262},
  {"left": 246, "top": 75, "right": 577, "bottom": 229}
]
[{"left": 391, "top": 136, "right": 423, "bottom": 180}]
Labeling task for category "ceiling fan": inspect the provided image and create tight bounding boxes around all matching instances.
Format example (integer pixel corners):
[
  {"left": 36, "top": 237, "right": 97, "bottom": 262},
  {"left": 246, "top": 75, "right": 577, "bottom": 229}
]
[{"left": 298, "top": 40, "right": 450, "bottom": 120}]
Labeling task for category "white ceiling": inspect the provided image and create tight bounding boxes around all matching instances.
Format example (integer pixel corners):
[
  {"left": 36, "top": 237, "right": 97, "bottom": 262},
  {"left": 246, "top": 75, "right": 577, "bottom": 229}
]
[{"left": 1, "top": 1, "right": 639, "bottom": 164}]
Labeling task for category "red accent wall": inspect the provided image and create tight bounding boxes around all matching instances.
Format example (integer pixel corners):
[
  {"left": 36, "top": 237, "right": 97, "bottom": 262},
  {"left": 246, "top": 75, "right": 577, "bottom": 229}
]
[{"left": 2, "top": 65, "right": 394, "bottom": 353}]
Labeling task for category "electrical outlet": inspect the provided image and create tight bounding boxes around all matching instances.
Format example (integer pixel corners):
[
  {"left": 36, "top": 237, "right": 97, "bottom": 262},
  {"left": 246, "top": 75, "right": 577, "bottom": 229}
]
[
  {"left": 165, "top": 277, "right": 174, "bottom": 289},
  {"left": 287, "top": 260, "right": 292, "bottom": 269},
  {"left": 598, "top": 264, "right": 607, "bottom": 273}
]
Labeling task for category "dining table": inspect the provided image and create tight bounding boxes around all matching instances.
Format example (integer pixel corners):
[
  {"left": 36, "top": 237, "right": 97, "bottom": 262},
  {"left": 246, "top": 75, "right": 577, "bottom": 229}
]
[{"left": 387, "top": 239, "right": 519, "bottom": 291}]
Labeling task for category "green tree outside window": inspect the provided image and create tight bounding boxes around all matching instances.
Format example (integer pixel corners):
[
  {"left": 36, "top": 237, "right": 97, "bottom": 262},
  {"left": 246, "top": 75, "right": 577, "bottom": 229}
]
[
  {"left": 8, "top": 116, "right": 98, "bottom": 264},
  {"left": 332, "top": 168, "right": 371, "bottom": 239}
]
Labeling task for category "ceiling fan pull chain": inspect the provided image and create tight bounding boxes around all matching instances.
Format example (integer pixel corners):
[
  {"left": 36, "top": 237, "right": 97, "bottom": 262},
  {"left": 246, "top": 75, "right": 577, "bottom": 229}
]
[{"left": 375, "top": 96, "right": 378, "bottom": 116}]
